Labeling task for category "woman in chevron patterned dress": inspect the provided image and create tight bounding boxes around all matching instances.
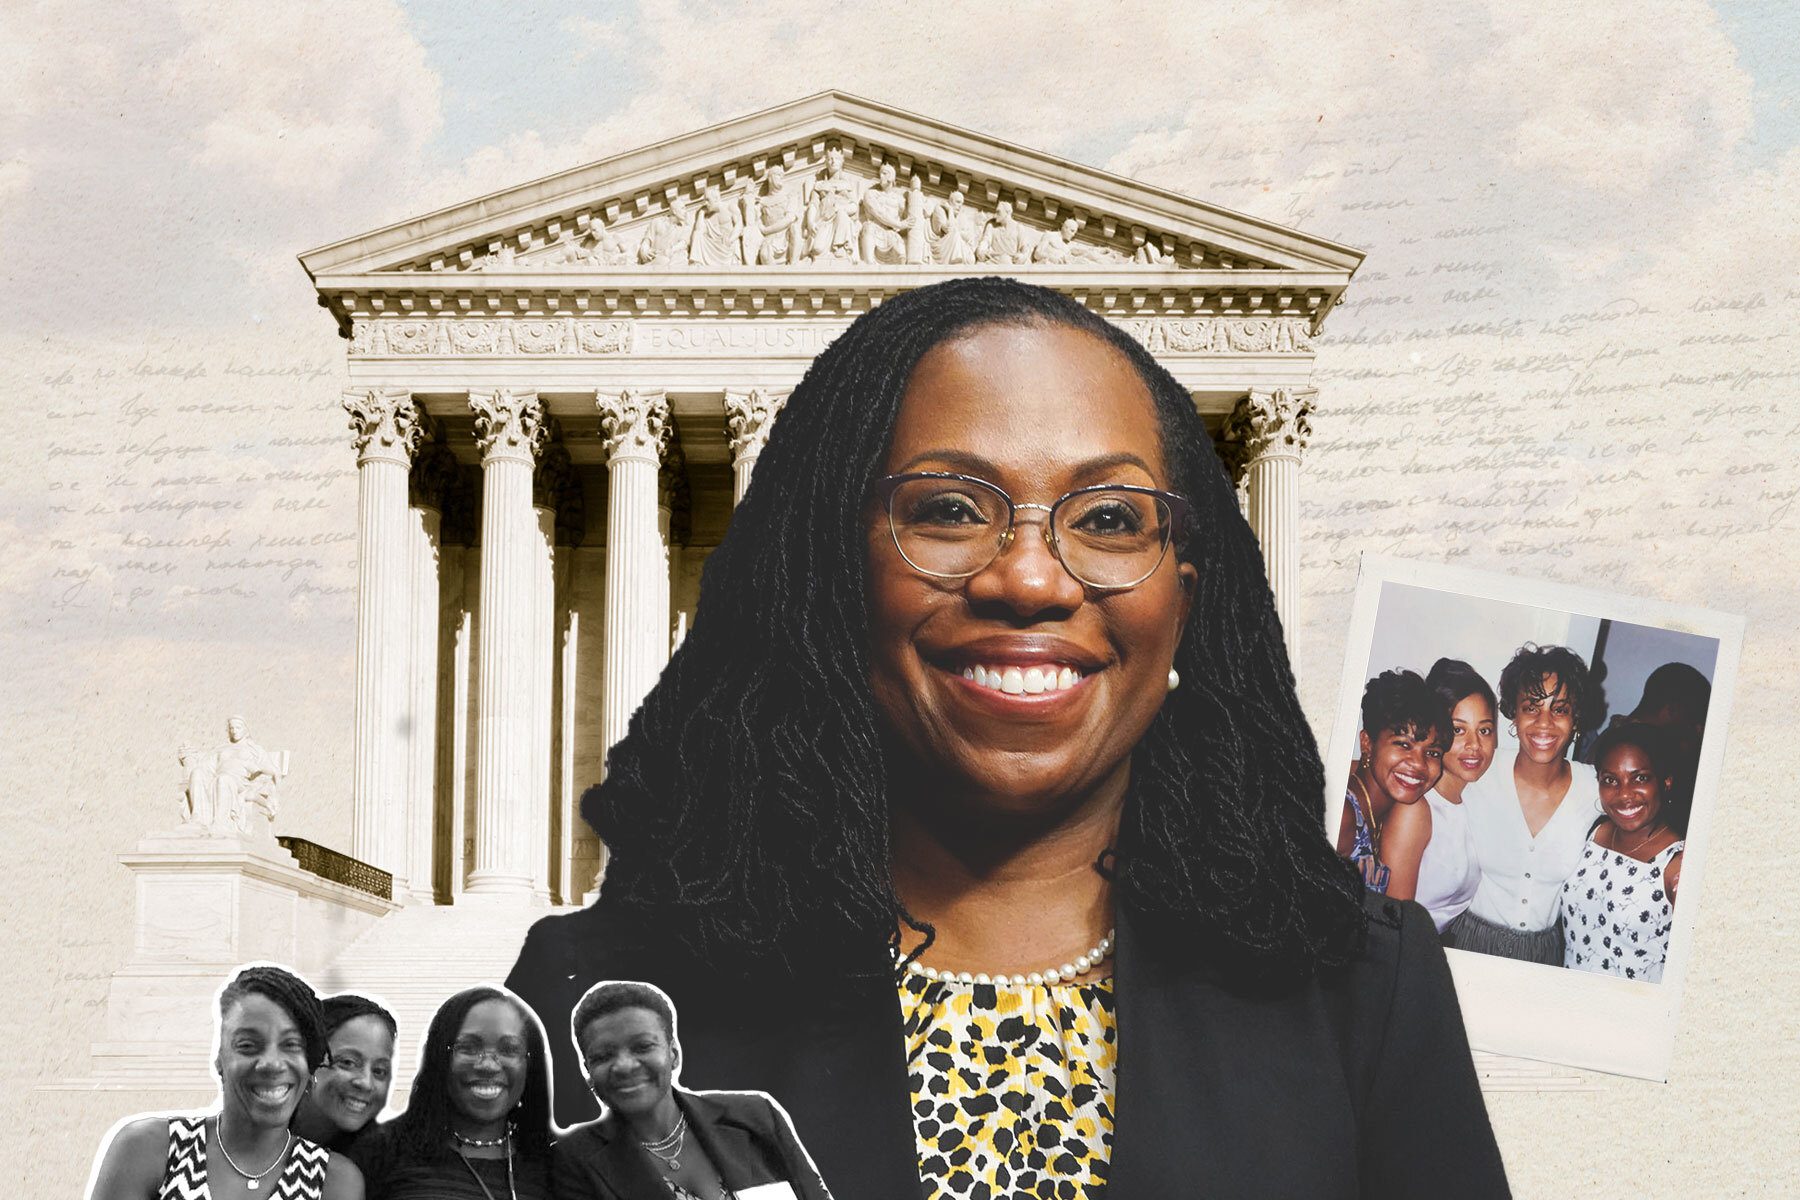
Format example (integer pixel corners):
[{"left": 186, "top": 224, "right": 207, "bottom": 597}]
[{"left": 86, "top": 964, "right": 365, "bottom": 1200}]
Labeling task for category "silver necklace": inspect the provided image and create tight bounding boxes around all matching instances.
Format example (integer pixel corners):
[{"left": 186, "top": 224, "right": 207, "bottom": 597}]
[
  {"left": 896, "top": 928, "right": 1116, "bottom": 987},
  {"left": 640, "top": 1111, "right": 688, "bottom": 1170},
  {"left": 213, "top": 1115, "right": 291, "bottom": 1192}
]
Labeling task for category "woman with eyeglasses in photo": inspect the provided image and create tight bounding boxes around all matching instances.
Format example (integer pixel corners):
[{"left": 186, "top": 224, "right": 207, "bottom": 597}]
[
  {"left": 508, "top": 277, "right": 1507, "bottom": 1197},
  {"left": 86, "top": 964, "right": 364, "bottom": 1200},
  {"left": 1414, "top": 659, "right": 1497, "bottom": 933},
  {"left": 554, "top": 981, "right": 831, "bottom": 1200},
  {"left": 1447, "top": 643, "right": 1603, "bottom": 964},
  {"left": 290, "top": 995, "right": 397, "bottom": 1153},
  {"left": 1561, "top": 722, "right": 1687, "bottom": 982},
  {"left": 347, "top": 986, "right": 553, "bottom": 1200},
  {"left": 1334, "top": 669, "right": 1449, "bottom": 901}
]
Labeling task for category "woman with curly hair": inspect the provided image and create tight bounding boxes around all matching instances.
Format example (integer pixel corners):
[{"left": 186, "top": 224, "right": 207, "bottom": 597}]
[
  {"left": 1448, "top": 643, "right": 1604, "bottom": 964},
  {"left": 346, "top": 986, "right": 553, "bottom": 1199},
  {"left": 86, "top": 964, "right": 364, "bottom": 1199},
  {"left": 508, "top": 277, "right": 1506, "bottom": 1197},
  {"left": 1334, "top": 669, "right": 1450, "bottom": 899}
]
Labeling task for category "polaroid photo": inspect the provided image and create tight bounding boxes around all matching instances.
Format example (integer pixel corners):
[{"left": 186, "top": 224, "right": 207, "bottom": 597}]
[{"left": 1325, "top": 555, "right": 1742, "bottom": 1081}]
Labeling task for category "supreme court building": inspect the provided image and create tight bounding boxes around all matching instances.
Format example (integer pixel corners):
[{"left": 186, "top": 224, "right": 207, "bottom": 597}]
[{"left": 299, "top": 90, "right": 1362, "bottom": 912}]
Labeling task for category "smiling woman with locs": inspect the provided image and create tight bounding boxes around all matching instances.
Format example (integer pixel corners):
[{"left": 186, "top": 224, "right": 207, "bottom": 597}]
[
  {"left": 553, "top": 981, "right": 831, "bottom": 1199},
  {"left": 507, "top": 276, "right": 1510, "bottom": 1198},
  {"left": 345, "top": 986, "right": 553, "bottom": 1200},
  {"left": 86, "top": 965, "right": 364, "bottom": 1200}
]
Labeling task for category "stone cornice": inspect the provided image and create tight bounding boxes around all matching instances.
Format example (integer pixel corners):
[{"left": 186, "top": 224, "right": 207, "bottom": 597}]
[
  {"left": 344, "top": 313, "right": 1320, "bottom": 360},
  {"left": 318, "top": 267, "right": 1348, "bottom": 337}
]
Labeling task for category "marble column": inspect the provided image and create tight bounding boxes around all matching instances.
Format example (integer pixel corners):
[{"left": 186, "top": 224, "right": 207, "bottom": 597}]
[
  {"left": 1218, "top": 388, "right": 1315, "bottom": 669},
  {"left": 529, "top": 438, "right": 571, "bottom": 905},
  {"left": 343, "top": 388, "right": 425, "bottom": 879},
  {"left": 402, "top": 440, "right": 458, "bottom": 904},
  {"left": 596, "top": 389, "right": 670, "bottom": 763},
  {"left": 465, "top": 388, "right": 549, "bottom": 899},
  {"left": 724, "top": 387, "right": 788, "bottom": 504}
]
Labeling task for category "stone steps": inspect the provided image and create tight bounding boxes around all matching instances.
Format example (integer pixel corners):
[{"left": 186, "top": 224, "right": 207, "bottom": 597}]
[{"left": 313, "top": 903, "right": 574, "bottom": 1088}]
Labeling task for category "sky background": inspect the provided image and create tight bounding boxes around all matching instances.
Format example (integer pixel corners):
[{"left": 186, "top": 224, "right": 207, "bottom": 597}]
[{"left": 4, "top": 2, "right": 1798, "bottom": 1194}]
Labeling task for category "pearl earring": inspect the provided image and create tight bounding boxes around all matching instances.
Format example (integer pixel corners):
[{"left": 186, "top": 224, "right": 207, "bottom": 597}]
[{"left": 1166, "top": 667, "right": 1180, "bottom": 692}]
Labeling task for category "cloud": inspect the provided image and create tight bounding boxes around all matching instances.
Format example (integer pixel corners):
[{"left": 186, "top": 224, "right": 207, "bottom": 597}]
[
  {"left": 1, "top": 0, "right": 443, "bottom": 329},
  {"left": 1, "top": 0, "right": 1784, "bottom": 339}
]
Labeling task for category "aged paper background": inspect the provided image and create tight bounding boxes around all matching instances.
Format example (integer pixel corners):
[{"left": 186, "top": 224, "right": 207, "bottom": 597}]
[{"left": 5, "top": 3, "right": 1796, "bottom": 1194}]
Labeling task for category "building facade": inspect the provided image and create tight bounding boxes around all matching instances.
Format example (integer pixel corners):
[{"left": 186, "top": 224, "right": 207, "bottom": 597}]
[{"left": 299, "top": 91, "right": 1363, "bottom": 909}]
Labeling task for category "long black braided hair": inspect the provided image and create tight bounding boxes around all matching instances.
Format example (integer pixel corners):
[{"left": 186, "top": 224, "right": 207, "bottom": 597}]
[{"left": 586, "top": 276, "right": 1366, "bottom": 980}]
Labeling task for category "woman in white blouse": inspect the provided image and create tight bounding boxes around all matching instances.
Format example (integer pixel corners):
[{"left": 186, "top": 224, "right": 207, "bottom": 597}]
[
  {"left": 1446, "top": 644, "right": 1603, "bottom": 965},
  {"left": 1415, "top": 659, "right": 1494, "bottom": 933}
]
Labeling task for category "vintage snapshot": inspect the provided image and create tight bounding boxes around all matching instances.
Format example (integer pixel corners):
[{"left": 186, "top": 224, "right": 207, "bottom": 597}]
[{"left": 1326, "top": 555, "right": 1742, "bottom": 1081}]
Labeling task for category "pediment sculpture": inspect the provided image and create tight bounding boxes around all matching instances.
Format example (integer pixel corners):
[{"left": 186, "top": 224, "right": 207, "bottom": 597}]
[{"left": 449, "top": 144, "right": 1144, "bottom": 272}]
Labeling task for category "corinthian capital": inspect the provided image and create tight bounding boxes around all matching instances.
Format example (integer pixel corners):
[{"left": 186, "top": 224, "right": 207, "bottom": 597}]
[
  {"left": 596, "top": 389, "right": 670, "bottom": 464},
  {"left": 724, "top": 388, "right": 789, "bottom": 463},
  {"left": 343, "top": 388, "right": 426, "bottom": 464},
  {"left": 1216, "top": 387, "right": 1316, "bottom": 481},
  {"left": 469, "top": 388, "right": 549, "bottom": 464}
]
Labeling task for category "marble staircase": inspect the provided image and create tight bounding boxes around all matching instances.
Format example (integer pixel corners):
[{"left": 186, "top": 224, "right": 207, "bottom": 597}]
[{"left": 314, "top": 902, "right": 574, "bottom": 1096}]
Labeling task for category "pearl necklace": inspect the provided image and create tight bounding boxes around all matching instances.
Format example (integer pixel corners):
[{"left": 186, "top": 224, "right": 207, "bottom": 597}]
[{"left": 896, "top": 929, "right": 1115, "bottom": 987}]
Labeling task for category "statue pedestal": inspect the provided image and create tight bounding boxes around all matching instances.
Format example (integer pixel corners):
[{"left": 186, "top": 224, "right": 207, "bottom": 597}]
[{"left": 91, "top": 831, "right": 399, "bottom": 1086}]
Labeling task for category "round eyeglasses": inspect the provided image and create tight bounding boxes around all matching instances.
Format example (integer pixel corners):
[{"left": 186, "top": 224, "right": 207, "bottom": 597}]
[{"left": 874, "top": 472, "right": 1190, "bottom": 591}]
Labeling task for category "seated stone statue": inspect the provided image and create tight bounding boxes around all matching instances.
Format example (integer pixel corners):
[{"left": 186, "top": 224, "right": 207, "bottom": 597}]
[
  {"left": 179, "top": 716, "right": 284, "bottom": 838},
  {"left": 976, "top": 200, "right": 1033, "bottom": 264},
  {"left": 857, "top": 163, "right": 915, "bottom": 264}
]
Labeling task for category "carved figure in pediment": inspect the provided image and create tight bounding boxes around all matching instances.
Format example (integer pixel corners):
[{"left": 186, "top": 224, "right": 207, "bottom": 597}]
[
  {"left": 858, "top": 163, "right": 915, "bottom": 265},
  {"left": 748, "top": 164, "right": 804, "bottom": 266},
  {"left": 976, "top": 200, "right": 1033, "bottom": 264},
  {"left": 469, "top": 241, "right": 517, "bottom": 272},
  {"left": 547, "top": 227, "right": 586, "bottom": 266},
  {"left": 804, "top": 144, "right": 860, "bottom": 262},
  {"left": 637, "top": 200, "right": 692, "bottom": 266},
  {"left": 926, "top": 189, "right": 976, "bottom": 265},
  {"left": 1032, "top": 217, "right": 1080, "bottom": 264},
  {"left": 179, "top": 716, "right": 283, "bottom": 837},
  {"left": 584, "top": 215, "right": 632, "bottom": 266},
  {"left": 1132, "top": 238, "right": 1164, "bottom": 264},
  {"left": 688, "top": 183, "right": 745, "bottom": 265},
  {"left": 902, "top": 174, "right": 929, "bottom": 264},
  {"left": 1032, "top": 217, "right": 1115, "bottom": 265}
]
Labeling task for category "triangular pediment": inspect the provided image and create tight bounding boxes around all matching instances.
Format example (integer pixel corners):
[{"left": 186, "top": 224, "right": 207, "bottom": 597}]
[{"left": 300, "top": 92, "right": 1362, "bottom": 282}]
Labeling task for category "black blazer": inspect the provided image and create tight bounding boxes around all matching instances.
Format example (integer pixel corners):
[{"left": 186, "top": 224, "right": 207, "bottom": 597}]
[
  {"left": 509, "top": 892, "right": 1509, "bottom": 1199},
  {"left": 553, "top": 1088, "right": 832, "bottom": 1200}
]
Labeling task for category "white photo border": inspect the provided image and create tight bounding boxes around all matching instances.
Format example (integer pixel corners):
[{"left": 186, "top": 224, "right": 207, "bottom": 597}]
[{"left": 1325, "top": 554, "right": 1744, "bottom": 1081}]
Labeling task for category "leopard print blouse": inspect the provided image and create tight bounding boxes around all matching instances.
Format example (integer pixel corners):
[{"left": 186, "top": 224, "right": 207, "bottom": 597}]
[{"left": 899, "top": 972, "right": 1116, "bottom": 1199}]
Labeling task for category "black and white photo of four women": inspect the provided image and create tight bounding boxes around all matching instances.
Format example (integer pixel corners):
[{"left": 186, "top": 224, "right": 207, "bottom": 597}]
[{"left": 87, "top": 968, "right": 828, "bottom": 1200}]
